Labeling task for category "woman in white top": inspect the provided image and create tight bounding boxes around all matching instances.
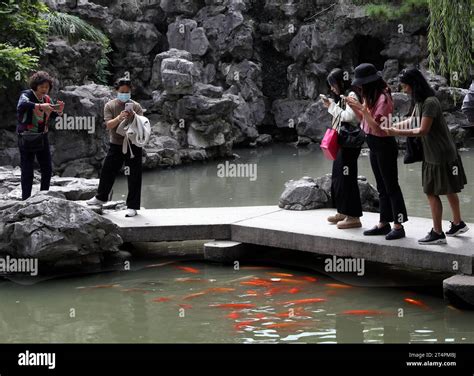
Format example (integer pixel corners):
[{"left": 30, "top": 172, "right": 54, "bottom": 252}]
[{"left": 321, "top": 68, "right": 363, "bottom": 229}]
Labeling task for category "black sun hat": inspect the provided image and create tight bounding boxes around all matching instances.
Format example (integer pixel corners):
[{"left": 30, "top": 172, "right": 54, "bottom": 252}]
[{"left": 352, "top": 63, "right": 383, "bottom": 86}]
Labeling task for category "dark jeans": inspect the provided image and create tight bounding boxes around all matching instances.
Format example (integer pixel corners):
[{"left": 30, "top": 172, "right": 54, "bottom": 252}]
[
  {"left": 331, "top": 146, "right": 362, "bottom": 217},
  {"left": 366, "top": 134, "right": 408, "bottom": 224},
  {"left": 96, "top": 143, "right": 142, "bottom": 210},
  {"left": 18, "top": 133, "right": 52, "bottom": 200}
]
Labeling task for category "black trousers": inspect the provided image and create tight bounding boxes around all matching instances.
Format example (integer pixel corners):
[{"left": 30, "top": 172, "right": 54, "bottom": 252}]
[
  {"left": 331, "top": 146, "right": 362, "bottom": 217},
  {"left": 96, "top": 143, "right": 142, "bottom": 210},
  {"left": 18, "top": 133, "right": 52, "bottom": 200},
  {"left": 366, "top": 134, "right": 408, "bottom": 224}
]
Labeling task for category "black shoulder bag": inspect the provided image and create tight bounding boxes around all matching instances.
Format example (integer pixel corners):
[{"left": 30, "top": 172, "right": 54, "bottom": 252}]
[
  {"left": 337, "top": 96, "right": 366, "bottom": 148},
  {"left": 403, "top": 105, "right": 424, "bottom": 164},
  {"left": 19, "top": 131, "right": 45, "bottom": 152}
]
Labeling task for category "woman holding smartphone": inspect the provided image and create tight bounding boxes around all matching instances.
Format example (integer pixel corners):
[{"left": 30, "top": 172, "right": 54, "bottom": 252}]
[
  {"left": 16, "top": 71, "right": 64, "bottom": 200},
  {"left": 87, "top": 77, "right": 144, "bottom": 217},
  {"left": 321, "top": 68, "right": 363, "bottom": 229},
  {"left": 347, "top": 63, "right": 408, "bottom": 240},
  {"left": 382, "top": 68, "right": 468, "bottom": 244}
]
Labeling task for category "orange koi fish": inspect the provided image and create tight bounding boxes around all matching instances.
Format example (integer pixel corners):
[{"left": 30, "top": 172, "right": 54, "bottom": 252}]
[
  {"left": 267, "top": 272, "right": 294, "bottom": 278},
  {"left": 234, "top": 321, "right": 257, "bottom": 330},
  {"left": 281, "top": 298, "right": 326, "bottom": 306},
  {"left": 176, "top": 266, "right": 200, "bottom": 274},
  {"left": 241, "top": 279, "right": 272, "bottom": 287},
  {"left": 152, "top": 297, "right": 172, "bottom": 303},
  {"left": 404, "top": 298, "right": 429, "bottom": 309},
  {"left": 275, "top": 278, "right": 305, "bottom": 285},
  {"left": 226, "top": 312, "right": 241, "bottom": 319},
  {"left": 325, "top": 283, "right": 352, "bottom": 289},
  {"left": 178, "top": 304, "right": 193, "bottom": 309},
  {"left": 183, "top": 292, "right": 207, "bottom": 300},
  {"left": 206, "top": 288, "right": 235, "bottom": 293},
  {"left": 300, "top": 276, "right": 317, "bottom": 282},
  {"left": 264, "top": 287, "right": 302, "bottom": 296}
]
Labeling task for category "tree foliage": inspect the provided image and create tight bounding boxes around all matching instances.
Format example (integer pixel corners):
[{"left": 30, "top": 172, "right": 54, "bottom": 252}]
[
  {"left": 0, "top": 0, "right": 48, "bottom": 87},
  {"left": 357, "top": 0, "right": 473, "bottom": 85},
  {"left": 45, "top": 11, "right": 112, "bottom": 84}
]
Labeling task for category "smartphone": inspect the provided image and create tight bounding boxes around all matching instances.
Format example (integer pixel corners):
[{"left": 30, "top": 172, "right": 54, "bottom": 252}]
[
  {"left": 50, "top": 103, "right": 62, "bottom": 111},
  {"left": 319, "top": 94, "right": 328, "bottom": 101},
  {"left": 124, "top": 103, "right": 134, "bottom": 113}
]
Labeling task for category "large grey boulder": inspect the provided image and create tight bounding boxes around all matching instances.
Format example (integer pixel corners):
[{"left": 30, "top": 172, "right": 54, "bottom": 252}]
[
  {"left": 50, "top": 84, "right": 114, "bottom": 178},
  {"left": 0, "top": 166, "right": 99, "bottom": 201},
  {"left": 279, "top": 175, "right": 379, "bottom": 212},
  {"left": 279, "top": 176, "right": 330, "bottom": 210},
  {"left": 41, "top": 38, "right": 102, "bottom": 90},
  {"left": 296, "top": 101, "right": 332, "bottom": 142},
  {"left": 167, "top": 19, "right": 210, "bottom": 57},
  {"left": 161, "top": 58, "right": 200, "bottom": 95},
  {"left": 160, "top": 0, "right": 201, "bottom": 16},
  {"left": 150, "top": 49, "right": 194, "bottom": 90},
  {"left": 143, "top": 135, "right": 182, "bottom": 169},
  {"left": 0, "top": 195, "right": 122, "bottom": 273},
  {"left": 106, "top": 19, "right": 161, "bottom": 55},
  {"left": 272, "top": 99, "right": 310, "bottom": 129}
]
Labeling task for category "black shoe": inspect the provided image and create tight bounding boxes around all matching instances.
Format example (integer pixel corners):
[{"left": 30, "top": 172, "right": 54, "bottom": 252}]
[
  {"left": 385, "top": 226, "right": 405, "bottom": 240},
  {"left": 446, "top": 221, "right": 469, "bottom": 237},
  {"left": 418, "top": 229, "right": 447, "bottom": 245},
  {"left": 363, "top": 223, "right": 391, "bottom": 236}
]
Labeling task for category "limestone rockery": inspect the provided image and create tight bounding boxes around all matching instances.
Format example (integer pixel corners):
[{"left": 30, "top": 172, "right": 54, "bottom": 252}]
[{"left": 0, "top": 0, "right": 471, "bottom": 177}]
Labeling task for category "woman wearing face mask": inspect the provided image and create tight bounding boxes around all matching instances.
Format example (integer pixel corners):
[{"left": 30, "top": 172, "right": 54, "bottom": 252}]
[
  {"left": 382, "top": 68, "right": 468, "bottom": 244},
  {"left": 347, "top": 63, "right": 408, "bottom": 240},
  {"left": 87, "top": 78, "right": 144, "bottom": 217},
  {"left": 17, "top": 71, "right": 64, "bottom": 200},
  {"left": 322, "top": 68, "right": 363, "bottom": 229}
]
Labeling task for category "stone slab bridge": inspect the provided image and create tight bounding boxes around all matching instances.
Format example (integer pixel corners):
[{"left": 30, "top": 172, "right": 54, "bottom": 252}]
[{"left": 103, "top": 206, "right": 474, "bottom": 307}]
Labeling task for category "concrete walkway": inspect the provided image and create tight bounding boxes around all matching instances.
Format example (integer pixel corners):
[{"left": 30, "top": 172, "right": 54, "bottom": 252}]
[{"left": 103, "top": 206, "right": 474, "bottom": 275}]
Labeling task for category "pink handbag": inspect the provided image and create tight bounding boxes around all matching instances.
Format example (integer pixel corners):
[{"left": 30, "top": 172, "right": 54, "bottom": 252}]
[{"left": 320, "top": 112, "right": 341, "bottom": 160}]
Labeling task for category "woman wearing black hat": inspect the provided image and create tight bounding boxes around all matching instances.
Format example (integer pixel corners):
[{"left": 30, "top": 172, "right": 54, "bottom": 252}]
[
  {"left": 322, "top": 68, "right": 363, "bottom": 229},
  {"left": 347, "top": 63, "right": 408, "bottom": 240},
  {"left": 382, "top": 68, "right": 468, "bottom": 244}
]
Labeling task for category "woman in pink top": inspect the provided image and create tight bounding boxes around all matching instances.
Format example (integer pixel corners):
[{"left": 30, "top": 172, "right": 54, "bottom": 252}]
[{"left": 347, "top": 63, "right": 408, "bottom": 240}]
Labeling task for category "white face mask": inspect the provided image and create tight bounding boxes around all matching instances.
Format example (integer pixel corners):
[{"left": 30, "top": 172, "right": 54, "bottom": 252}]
[{"left": 117, "top": 92, "right": 131, "bottom": 102}]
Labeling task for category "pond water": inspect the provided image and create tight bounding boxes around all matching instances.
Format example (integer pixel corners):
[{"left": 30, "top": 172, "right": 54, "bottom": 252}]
[{"left": 1, "top": 144, "right": 473, "bottom": 343}]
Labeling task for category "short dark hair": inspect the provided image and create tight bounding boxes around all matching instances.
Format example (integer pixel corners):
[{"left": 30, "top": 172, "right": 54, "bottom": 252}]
[
  {"left": 114, "top": 77, "right": 132, "bottom": 90},
  {"left": 29, "top": 71, "right": 53, "bottom": 92}
]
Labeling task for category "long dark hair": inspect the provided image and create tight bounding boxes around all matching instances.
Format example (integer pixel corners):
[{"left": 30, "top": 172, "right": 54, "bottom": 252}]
[
  {"left": 400, "top": 68, "right": 436, "bottom": 104},
  {"left": 360, "top": 78, "right": 391, "bottom": 109},
  {"left": 327, "top": 68, "right": 353, "bottom": 102}
]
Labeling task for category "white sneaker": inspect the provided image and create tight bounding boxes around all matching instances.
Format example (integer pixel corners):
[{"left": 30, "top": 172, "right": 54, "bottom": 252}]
[
  {"left": 125, "top": 209, "right": 137, "bottom": 217},
  {"left": 86, "top": 196, "right": 106, "bottom": 206}
]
